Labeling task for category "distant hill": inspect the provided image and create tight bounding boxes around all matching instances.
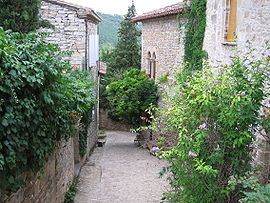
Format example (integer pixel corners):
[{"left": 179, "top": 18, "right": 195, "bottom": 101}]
[{"left": 97, "top": 12, "right": 123, "bottom": 47}]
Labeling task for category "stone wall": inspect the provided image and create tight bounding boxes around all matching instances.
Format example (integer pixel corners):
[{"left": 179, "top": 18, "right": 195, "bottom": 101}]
[
  {"left": 99, "top": 109, "right": 133, "bottom": 131},
  {"left": 40, "top": 0, "right": 99, "bottom": 68},
  {"left": 4, "top": 139, "right": 74, "bottom": 203},
  {"left": 141, "top": 15, "right": 185, "bottom": 81},
  {"left": 204, "top": 0, "right": 270, "bottom": 63},
  {"left": 204, "top": 0, "right": 270, "bottom": 182},
  {"left": 40, "top": 1, "right": 86, "bottom": 67}
]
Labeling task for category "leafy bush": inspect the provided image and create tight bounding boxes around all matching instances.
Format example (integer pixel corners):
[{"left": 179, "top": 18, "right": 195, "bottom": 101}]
[
  {"left": 155, "top": 53, "right": 269, "bottom": 202},
  {"left": 228, "top": 172, "right": 270, "bottom": 202},
  {"left": 0, "top": 28, "right": 95, "bottom": 197},
  {"left": 105, "top": 69, "right": 158, "bottom": 126},
  {"left": 99, "top": 68, "right": 126, "bottom": 109},
  {"left": 242, "top": 183, "right": 270, "bottom": 202},
  {"left": 0, "top": 0, "right": 52, "bottom": 33}
]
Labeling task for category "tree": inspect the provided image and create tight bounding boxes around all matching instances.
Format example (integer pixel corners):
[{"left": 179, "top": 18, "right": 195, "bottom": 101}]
[
  {"left": 112, "top": 1, "right": 141, "bottom": 70},
  {"left": 0, "top": 0, "right": 50, "bottom": 33}
]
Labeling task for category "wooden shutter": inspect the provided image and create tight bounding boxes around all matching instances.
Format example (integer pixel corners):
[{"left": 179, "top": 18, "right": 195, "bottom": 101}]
[
  {"left": 89, "top": 34, "right": 99, "bottom": 67},
  {"left": 227, "top": 0, "right": 237, "bottom": 42}
]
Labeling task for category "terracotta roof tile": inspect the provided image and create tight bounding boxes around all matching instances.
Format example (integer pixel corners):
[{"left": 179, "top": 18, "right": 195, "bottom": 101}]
[{"left": 132, "top": 2, "right": 184, "bottom": 22}]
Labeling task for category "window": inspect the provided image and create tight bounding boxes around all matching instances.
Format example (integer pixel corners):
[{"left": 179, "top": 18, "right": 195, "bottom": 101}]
[
  {"left": 146, "top": 51, "right": 157, "bottom": 79},
  {"left": 150, "top": 52, "right": 156, "bottom": 79},
  {"left": 225, "top": 0, "right": 237, "bottom": 42},
  {"left": 147, "top": 52, "right": 151, "bottom": 78}
]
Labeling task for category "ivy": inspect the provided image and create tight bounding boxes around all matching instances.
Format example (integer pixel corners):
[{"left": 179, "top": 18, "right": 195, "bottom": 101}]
[
  {"left": 181, "top": 0, "right": 207, "bottom": 71},
  {"left": 0, "top": 28, "right": 95, "bottom": 198},
  {"left": 79, "top": 111, "right": 92, "bottom": 157},
  {"left": 64, "top": 177, "right": 78, "bottom": 203}
]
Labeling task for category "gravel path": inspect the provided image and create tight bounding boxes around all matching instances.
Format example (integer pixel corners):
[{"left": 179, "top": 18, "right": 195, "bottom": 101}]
[{"left": 75, "top": 131, "right": 169, "bottom": 203}]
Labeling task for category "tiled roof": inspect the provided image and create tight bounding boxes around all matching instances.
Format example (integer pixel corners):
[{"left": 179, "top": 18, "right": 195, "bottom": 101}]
[
  {"left": 132, "top": 2, "right": 184, "bottom": 22},
  {"left": 43, "top": 0, "right": 102, "bottom": 22}
]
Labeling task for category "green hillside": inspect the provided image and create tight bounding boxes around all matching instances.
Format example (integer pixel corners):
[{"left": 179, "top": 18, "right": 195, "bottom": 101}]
[{"left": 97, "top": 12, "right": 123, "bottom": 47}]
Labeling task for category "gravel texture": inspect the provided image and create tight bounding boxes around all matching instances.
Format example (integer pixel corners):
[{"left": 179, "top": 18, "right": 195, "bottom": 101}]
[{"left": 75, "top": 131, "right": 169, "bottom": 203}]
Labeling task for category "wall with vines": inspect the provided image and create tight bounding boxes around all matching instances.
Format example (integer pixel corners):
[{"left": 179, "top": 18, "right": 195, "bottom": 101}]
[{"left": 181, "top": 0, "right": 207, "bottom": 71}]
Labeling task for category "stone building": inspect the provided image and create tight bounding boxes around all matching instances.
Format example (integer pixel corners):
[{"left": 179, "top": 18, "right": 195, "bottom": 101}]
[
  {"left": 40, "top": 0, "right": 102, "bottom": 175},
  {"left": 132, "top": 2, "right": 185, "bottom": 81},
  {"left": 134, "top": 0, "right": 270, "bottom": 181},
  {"left": 204, "top": 0, "right": 270, "bottom": 63},
  {"left": 4, "top": 1, "right": 102, "bottom": 202},
  {"left": 203, "top": 0, "right": 270, "bottom": 182}
]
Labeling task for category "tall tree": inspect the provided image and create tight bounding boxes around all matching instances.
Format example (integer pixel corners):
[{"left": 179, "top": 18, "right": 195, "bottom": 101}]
[
  {"left": 112, "top": 1, "right": 141, "bottom": 70},
  {"left": 0, "top": 0, "right": 50, "bottom": 33}
]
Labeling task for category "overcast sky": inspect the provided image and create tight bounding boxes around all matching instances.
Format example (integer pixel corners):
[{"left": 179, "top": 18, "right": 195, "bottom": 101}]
[{"left": 64, "top": 0, "right": 182, "bottom": 15}]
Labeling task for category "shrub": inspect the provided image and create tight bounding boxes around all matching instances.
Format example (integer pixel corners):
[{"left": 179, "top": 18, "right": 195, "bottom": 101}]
[
  {"left": 156, "top": 52, "right": 269, "bottom": 202},
  {"left": 0, "top": 28, "right": 95, "bottom": 197},
  {"left": 105, "top": 69, "right": 158, "bottom": 126},
  {"left": 0, "top": 0, "right": 52, "bottom": 33}
]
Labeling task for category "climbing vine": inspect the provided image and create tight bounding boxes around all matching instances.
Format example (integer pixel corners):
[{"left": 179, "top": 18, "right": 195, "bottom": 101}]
[
  {"left": 181, "top": 0, "right": 207, "bottom": 71},
  {"left": 0, "top": 28, "right": 95, "bottom": 198},
  {"left": 79, "top": 111, "right": 92, "bottom": 157}
]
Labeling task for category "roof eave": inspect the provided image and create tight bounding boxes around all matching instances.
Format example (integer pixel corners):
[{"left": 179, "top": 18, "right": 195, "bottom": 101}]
[{"left": 132, "top": 8, "right": 183, "bottom": 22}]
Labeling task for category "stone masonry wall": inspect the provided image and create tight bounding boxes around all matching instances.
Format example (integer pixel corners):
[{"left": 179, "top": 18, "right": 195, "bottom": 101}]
[
  {"left": 204, "top": 0, "right": 270, "bottom": 63},
  {"left": 40, "top": 1, "right": 86, "bottom": 67},
  {"left": 40, "top": 1, "right": 98, "bottom": 69},
  {"left": 141, "top": 15, "right": 185, "bottom": 81},
  {"left": 204, "top": 0, "right": 270, "bottom": 182},
  {"left": 4, "top": 139, "right": 74, "bottom": 203},
  {"left": 99, "top": 108, "right": 133, "bottom": 131}
]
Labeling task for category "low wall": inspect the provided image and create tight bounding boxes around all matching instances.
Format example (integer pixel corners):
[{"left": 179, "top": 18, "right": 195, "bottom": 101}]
[
  {"left": 3, "top": 119, "right": 97, "bottom": 203},
  {"left": 3, "top": 139, "right": 74, "bottom": 203},
  {"left": 99, "top": 108, "right": 133, "bottom": 131}
]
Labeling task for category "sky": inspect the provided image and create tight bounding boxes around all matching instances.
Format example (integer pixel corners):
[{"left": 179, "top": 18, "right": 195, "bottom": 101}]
[{"left": 64, "top": 0, "right": 182, "bottom": 15}]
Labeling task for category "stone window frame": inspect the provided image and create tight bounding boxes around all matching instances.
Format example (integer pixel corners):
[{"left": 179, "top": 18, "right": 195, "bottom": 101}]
[
  {"left": 222, "top": 0, "right": 237, "bottom": 46},
  {"left": 147, "top": 51, "right": 152, "bottom": 78},
  {"left": 150, "top": 52, "right": 157, "bottom": 80}
]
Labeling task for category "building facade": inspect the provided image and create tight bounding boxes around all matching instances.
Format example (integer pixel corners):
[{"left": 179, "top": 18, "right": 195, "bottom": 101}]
[
  {"left": 203, "top": 0, "right": 270, "bottom": 182},
  {"left": 132, "top": 2, "right": 186, "bottom": 81},
  {"left": 134, "top": 0, "right": 270, "bottom": 182}
]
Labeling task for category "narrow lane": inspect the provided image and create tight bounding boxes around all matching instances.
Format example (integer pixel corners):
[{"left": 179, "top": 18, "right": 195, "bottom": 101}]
[{"left": 75, "top": 131, "right": 169, "bottom": 203}]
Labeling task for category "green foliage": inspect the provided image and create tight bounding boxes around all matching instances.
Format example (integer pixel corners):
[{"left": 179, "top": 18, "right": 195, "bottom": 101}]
[
  {"left": 242, "top": 183, "right": 270, "bottom": 202},
  {"left": 105, "top": 69, "right": 158, "bottom": 126},
  {"left": 0, "top": 28, "right": 95, "bottom": 198},
  {"left": 158, "top": 73, "right": 170, "bottom": 84},
  {"left": 64, "top": 177, "right": 78, "bottom": 203},
  {"left": 0, "top": 0, "right": 52, "bottom": 33},
  {"left": 79, "top": 111, "right": 92, "bottom": 157},
  {"left": 99, "top": 68, "right": 127, "bottom": 109},
  {"left": 105, "top": 3, "right": 141, "bottom": 71},
  {"left": 97, "top": 12, "right": 123, "bottom": 47},
  {"left": 181, "top": 0, "right": 207, "bottom": 71},
  {"left": 153, "top": 52, "right": 270, "bottom": 202},
  {"left": 228, "top": 173, "right": 270, "bottom": 202},
  {"left": 100, "top": 43, "right": 116, "bottom": 71}
]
